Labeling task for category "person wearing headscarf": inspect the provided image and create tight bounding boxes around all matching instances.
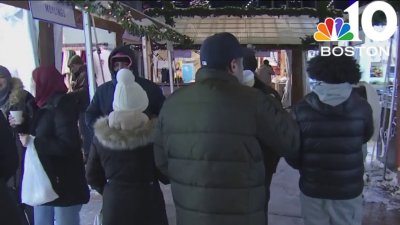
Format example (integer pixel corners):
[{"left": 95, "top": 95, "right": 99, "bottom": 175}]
[
  {"left": 86, "top": 68, "right": 168, "bottom": 225},
  {"left": 25, "top": 65, "right": 89, "bottom": 225}
]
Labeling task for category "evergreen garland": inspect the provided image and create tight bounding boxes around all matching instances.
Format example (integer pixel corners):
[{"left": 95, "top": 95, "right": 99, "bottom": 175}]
[
  {"left": 61, "top": 1, "right": 399, "bottom": 49},
  {"left": 144, "top": 1, "right": 341, "bottom": 48},
  {"left": 144, "top": 1, "right": 343, "bottom": 27},
  {"left": 58, "top": 1, "right": 193, "bottom": 46}
]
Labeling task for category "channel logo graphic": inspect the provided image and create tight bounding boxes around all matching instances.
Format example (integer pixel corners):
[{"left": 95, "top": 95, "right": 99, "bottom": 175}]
[
  {"left": 313, "top": 1, "right": 397, "bottom": 43},
  {"left": 314, "top": 18, "right": 354, "bottom": 41}
]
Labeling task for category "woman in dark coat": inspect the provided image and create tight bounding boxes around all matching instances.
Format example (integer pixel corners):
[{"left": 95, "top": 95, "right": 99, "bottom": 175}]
[
  {"left": 25, "top": 66, "right": 89, "bottom": 225},
  {"left": 1, "top": 65, "right": 37, "bottom": 133},
  {"left": 86, "top": 68, "right": 168, "bottom": 225},
  {"left": 1, "top": 65, "right": 37, "bottom": 225},
  {"left": 0, "top": 113, "right": 20, "bottom": 225}
]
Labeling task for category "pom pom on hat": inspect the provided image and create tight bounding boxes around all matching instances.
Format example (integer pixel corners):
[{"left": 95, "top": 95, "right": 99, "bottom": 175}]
[
  {"left": 242, "top": 70, "right": 255, "bottom": 87},
  {"left": 112, "top": 69, "right": 149, "bottom": 112}
]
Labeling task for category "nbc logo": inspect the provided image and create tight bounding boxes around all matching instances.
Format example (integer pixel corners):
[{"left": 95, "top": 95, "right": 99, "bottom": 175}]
[
  {"left": 313, "top": 1, "right": 397, "bottom": 43},
  {"left": 315, "top": 1, "right": 398, "bottom": 57},
  {"left": 314, "top": 18, "right": 354, "bottom": 41}
]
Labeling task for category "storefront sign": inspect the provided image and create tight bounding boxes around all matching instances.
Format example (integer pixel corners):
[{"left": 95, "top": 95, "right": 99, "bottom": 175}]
[
  {"left": 29, "top": 1, "right": 76, "bottom": 28},
  {"left": 173, "top": 50, "right": 192, "bottom": 58}
]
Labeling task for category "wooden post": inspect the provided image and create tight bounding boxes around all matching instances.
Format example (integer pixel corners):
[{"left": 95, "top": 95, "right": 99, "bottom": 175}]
[
  {"left": 291, "top": 46, "right": 304, "bottom": 105},
  {"left": 115, "top": 27, "right": 124, "bottom": 47},
  {"left": 38, "top": 21, "right": 55, "bottom": 66}
]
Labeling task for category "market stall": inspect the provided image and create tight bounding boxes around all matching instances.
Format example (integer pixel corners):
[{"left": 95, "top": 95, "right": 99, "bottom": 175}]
[{"left": 143, "top": 1, "right": 341, "bottom": 105}]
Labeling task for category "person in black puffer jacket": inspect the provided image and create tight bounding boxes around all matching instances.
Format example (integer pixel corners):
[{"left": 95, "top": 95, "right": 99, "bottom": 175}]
[
  {"left": 1, "top": 65, "right": 37, "bottom": 225},
  {"left": 242, "top": 47, "right": 281, "bottom": 225},
  {"left": 85, "top": 46, "right": 165, "bottom": 156},
  {"left": 0, "top": 113, "right": 20, "bottom": 225},
  {"left": 287, "top": 54, "right": 373, "bottom": 225},
  {"left": 86, "top": 69, "right": 168, "bottom": 225},
  {"left": 24, "top": 66, "right": 89, "bottom": 225}
]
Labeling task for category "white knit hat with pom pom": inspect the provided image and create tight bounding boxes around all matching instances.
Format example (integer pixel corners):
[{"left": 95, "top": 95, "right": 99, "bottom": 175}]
[{"left": 112, "top": 68, "right": 148, "bottom": 112}]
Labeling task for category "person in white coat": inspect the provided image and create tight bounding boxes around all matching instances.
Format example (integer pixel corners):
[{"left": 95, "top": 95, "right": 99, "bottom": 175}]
[{"left": 353, "top": 81, "right": 381, "bottom": 160}]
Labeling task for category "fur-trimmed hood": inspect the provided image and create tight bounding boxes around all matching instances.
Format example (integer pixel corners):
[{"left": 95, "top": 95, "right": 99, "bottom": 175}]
[
  {"left": 93, "top": 115, "right": 157, "bottom": 150},
  {"left": 9, "top": 77, "right": 27, "bottom": 107}
]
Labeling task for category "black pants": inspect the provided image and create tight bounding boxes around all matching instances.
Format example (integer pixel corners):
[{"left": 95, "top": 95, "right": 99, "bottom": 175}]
[{"left": 6, "top": 135, "right": 34, "bottom": 225}]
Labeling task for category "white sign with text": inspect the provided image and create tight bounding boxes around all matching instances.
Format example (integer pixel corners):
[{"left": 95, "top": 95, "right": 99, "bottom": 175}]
[{"left": 29, "top": 1, "right": 76, "bottom": 28}]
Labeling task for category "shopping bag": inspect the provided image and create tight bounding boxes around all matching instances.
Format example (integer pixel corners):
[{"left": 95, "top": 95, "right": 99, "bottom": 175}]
[
  {"left": 93, "top": 209, "right": 103, "bottom": 225},
  {"left": 21, "top": 136, "right": 59, "bottom": 206}
]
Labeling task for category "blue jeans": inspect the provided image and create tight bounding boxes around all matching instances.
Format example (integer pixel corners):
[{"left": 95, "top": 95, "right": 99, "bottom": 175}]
[
  {"left": 34, "top": 204, "right": 82, "bottom": 225},
  {"left": 300, "top": 193, "right": 363, "bottom": 225}
]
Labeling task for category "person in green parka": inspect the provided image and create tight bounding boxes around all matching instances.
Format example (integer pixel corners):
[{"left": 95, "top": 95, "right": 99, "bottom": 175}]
[{"left": 154, "top": 32, "right": 300, "bottom": 225}]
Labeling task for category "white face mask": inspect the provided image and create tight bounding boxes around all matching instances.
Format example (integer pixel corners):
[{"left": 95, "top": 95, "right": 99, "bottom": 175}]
[{"left": 242, "top": 70, "right": 255, "bottom": 87}]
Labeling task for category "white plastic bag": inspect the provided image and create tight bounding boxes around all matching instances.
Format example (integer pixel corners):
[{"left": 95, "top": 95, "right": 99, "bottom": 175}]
[
  {"left": 93, "top": 209, "right": 103, "bottom": 225},
  {"left": 21, "top": 136, "right": 59, "bottom": 206}
]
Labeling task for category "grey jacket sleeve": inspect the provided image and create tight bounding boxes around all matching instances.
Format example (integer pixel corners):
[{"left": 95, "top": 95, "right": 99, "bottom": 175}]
[
  {"left": 256, "top": 93, "right": 300, "bottom": 159},
  {"left": 153, "top": 114, "right": 169, "bottom": 178}
]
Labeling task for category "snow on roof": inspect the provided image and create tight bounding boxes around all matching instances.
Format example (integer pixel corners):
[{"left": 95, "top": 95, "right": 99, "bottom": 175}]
[{"left": 167, "top": 15, "right": 319, "bottom": 45}]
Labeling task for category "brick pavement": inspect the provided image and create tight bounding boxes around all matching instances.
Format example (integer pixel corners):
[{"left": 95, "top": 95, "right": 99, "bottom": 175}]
[{"left": 80, "top": 161, "right": 400, "bottom": 225}]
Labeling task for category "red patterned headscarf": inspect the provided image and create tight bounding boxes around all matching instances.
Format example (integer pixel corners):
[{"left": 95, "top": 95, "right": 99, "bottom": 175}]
[{"left": 32, "top": 66, "right": 67, "bottom": 107}]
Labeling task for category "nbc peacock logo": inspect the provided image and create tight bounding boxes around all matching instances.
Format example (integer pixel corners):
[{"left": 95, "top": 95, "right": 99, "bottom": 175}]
[{"left": 314, "top": 18, "right": 354, "bottom": 42}]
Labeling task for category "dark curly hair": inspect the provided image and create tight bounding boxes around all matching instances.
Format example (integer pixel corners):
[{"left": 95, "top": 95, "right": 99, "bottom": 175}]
[{"left": 307, "top": 54, "right": 361, "bottom": 84}]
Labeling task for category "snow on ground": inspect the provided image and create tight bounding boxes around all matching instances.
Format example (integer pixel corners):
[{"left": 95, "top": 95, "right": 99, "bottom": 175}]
[{"left": 363, "top": 143, "right": 400, "bottom": 211}]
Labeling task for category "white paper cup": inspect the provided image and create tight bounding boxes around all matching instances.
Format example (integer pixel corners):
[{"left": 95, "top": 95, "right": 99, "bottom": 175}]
[{"left": 10, "top": 110, "right": 23, "bottom": 125}]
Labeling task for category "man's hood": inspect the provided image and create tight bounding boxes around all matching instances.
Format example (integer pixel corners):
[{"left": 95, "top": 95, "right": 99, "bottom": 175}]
[
  {"left": 305, "top": 82, "right": 355, "bottom": 117},
  {"left": 312, "top": 82, "right": 352, "bottom": 107},
  {"left": 108, "top": 45, "right": 138, "bottom": 81}
]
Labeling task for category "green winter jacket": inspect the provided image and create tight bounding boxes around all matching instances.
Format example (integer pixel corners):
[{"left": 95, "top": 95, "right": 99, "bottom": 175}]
[{"left": 154, "top": 68, "right": 300, "bottom": 225}]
